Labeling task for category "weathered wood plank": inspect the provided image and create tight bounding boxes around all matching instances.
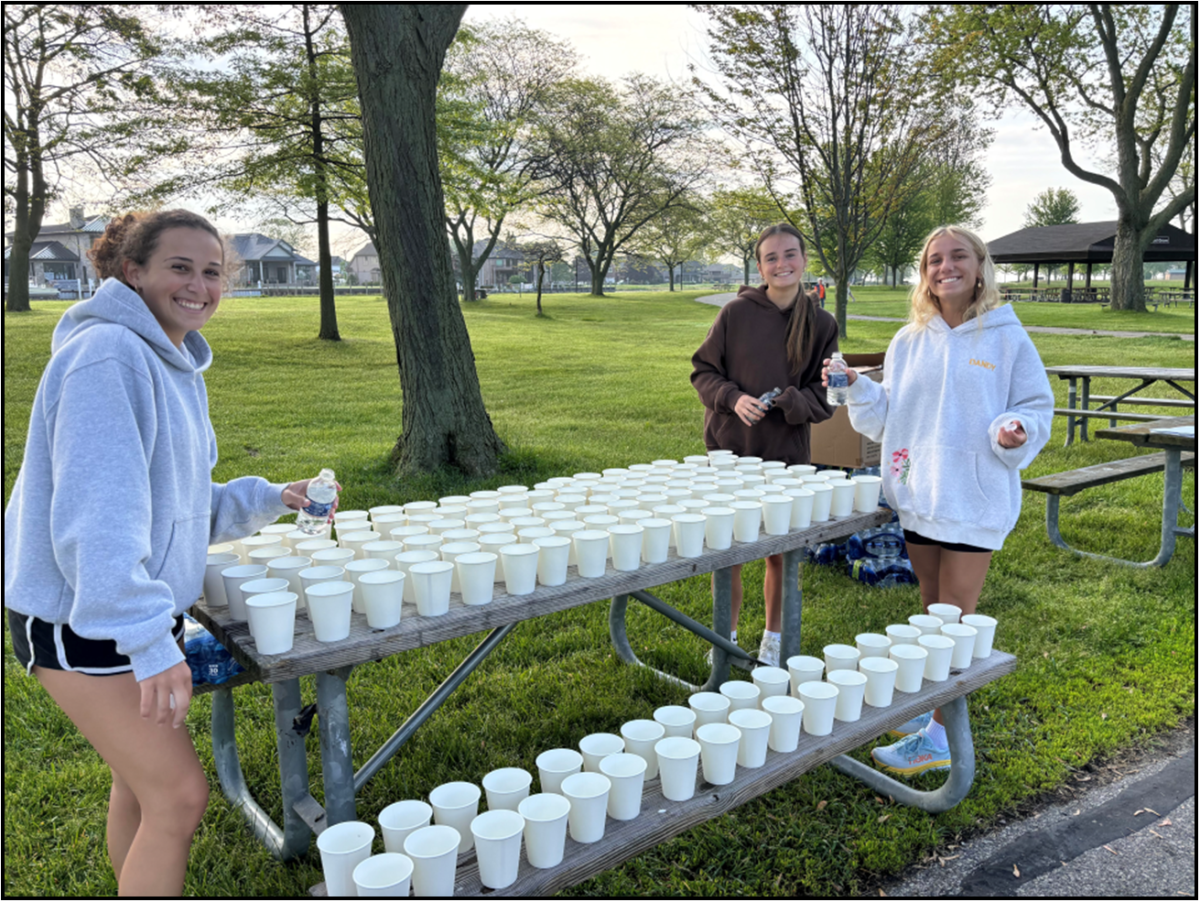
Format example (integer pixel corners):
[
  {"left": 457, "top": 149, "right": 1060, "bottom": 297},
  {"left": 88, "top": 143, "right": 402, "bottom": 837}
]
[
  {"left": 193, "top": 509, "right": 893, "bottom": 684},
  {"left": 1022, "top": 451, "right": 1195, "bottom": 496},
  {"left": 1052, "top": 407, "right": 1163, "bottom": 422},
  {"left": 1045, "top": 366, "right": 1195, "bottom": 381},
  {"left": 309, "top": 651, "right": 1016, "bottom": 897},
  {"left": 1086, "top": 395, "right": 1194, "bottom": 408},
  {"left": 1094, "top": 416, "right": 1196, "bottom": 448}
]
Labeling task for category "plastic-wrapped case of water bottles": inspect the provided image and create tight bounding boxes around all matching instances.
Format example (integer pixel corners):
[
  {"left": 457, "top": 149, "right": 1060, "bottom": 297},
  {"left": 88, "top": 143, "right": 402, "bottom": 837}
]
[{"left": 184, "top": 614, "right": 245, "bottom": 686}]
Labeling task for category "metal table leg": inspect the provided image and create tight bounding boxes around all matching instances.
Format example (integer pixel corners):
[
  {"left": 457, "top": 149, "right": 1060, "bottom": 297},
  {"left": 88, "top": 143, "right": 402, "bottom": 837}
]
[
  {"left": 828, "top": 694, "right": 976, "bottom": 813},
  {"left": 779, "top": 549, "right": 803, "bottom": 665},
  {"left": 1080, "top": 376, "right": 1091, "bottom": 441},
  {"left": 315, "top": 666, "right": 356, "bottom": 826},
  {"left": 1064, "top": 376, "right": 1077, "bottom": 447},
  {"left": 210, "top": 680, "right": 314, "bottom": 860}
]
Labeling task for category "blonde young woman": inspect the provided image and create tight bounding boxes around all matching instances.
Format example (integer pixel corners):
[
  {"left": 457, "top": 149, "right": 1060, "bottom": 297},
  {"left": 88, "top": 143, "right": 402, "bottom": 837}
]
[
  {"left": 693, "top": 223, "right": 839, "bottom": 666},
  {"left": 4, "top": 210, "right": 323, "bottom": 895},
  {"left": 824, "top": 225, "right": 1054, "bottom": 775}
]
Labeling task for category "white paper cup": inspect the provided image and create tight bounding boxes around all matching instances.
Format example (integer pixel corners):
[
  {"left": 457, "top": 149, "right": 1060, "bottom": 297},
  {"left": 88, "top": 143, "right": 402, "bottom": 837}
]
[
  {"left": 579, "top": 732, "right": 625, "bottom": 773},
  {"left": 358, "top": 570, "right": 405, "bottom": 629},
  {"left": 750, "top": 666, "right": 791, "bottom": 704},
  {"left": 918, "top": 634, "right": 955, "bottom": 681},
  {"left": 498, "top": 544, "right": 539, "bottom": 596},
  {"left": 638, "top": 518, "right": 673, "bottom": 563},
  {"left": 244, "top": 591, "right": 297, "bottom": 655},
  {"left": 909, "top": 613, "right": 944, "bottom": 635},
  {"left": 389, "top": 524, "right": 429, "bottom": 543},
  {"left": 536, "top": 748, "right": 583, "bottom": 795},
  {"left": 809, "top": 484, "right": 834, "bottom": 521},
  {"left": 221, "top": 564, "right": 269, "bottom": 620},
  {"left": 439, "top": 541, "right": 480, "bottom": 593},
  {"left": 786, "top": 655, "right": 825, "bottom": 696},
  {"left": 403, "top": 534, "right": 443, "bottom": 556},
  {"left": 242, "top": 535, "right": 285, "bottom": 561},
  {"left": 527, "top": 535, "right": 568, "bottom": 587},
  {"left": 404, "top": 500, "right": 439, "bottom": 516},
  {"left": 236, "top": 577, "right": 289, "bottom": 625},
  {"left": 247, "top": 546, "right": 290, "bottom": 569},
  {"left": 468, "top": 809, "right": 525, "bottom": 890},
  {"left": 799, "top": 473, "right": 829, "bottom": 485},
  {"left": 573, "top": 529, "right": 610, "bottom": 578},
  {"left": 481, "top": 767, "right": 532, "bottom": 813},
  {"left": 394, "top": 550, "right": 440, "bottom": 604},
  {"left": 788, "top": 464, "right": 817, "bottom": 477},
  {"left": 362, "top": 540, "right": 405, "bottom": 563},
  {"left": 654, "top": 705, "right": 696, "bottom": 739},
  {"left": 561, "top": 772, "right": 611, "bottom": 844},
  {"left": 353, "top": 852, "right": 414, "bottom": 897},
  {"left": 518, "top": 793, "right": 570, "bottom": 869},
  {"left": 719, "top": 680, "right": 761, "bottom": 712},
  {"left": 699, "top": 507, "right": 735, "bottom": 551},
  {"left": 761, "top": 495, "right": 794, "bottom": 535},
  {"left": 696, "top": 722, "right": 741, "bottom": 785},
  {"left": 317, "top": 820, "right": 375, "bottom": 898},
  {"left": 689, "top": 691, "right": 731, "bottom": 732},
  {"left": 285, "top": 529, "right": 312, "bottom": 549},
  {"left": 655, "top": 736, "right": 701, "bottom": 801},
  {"left": 311, "top": 546, "right": 356, "bottom": 570},
  {"left": 889, "top": 644, "right": 929, "bottom": 693},
  {"left": 783, "top": 488, "right": 815, "bottom": 529},
  {"left": 305, "top": 581, "right": 354, "bottom": 642},
  {"left": 928, "top": 603, "right": 963, "bottom": 624},
  {"left": 599, "top": 753, "right": 647, "bottom": 821},
  {"left": 344, "top": 558, "right": 390, "bottom": 614},
  {"left": 619, "top": 719, "right": 665, "bottom": 780},
  {"left": 852, "top": 475, "right": 883, "bottom": 511},
  {"left": 298, "top": 565, "right": 347, "bottom": 605},
  {"left": 859, "top": 656, "right": 899, "bottom": 707},
  {"left": 961, "top": 613, "right": 998, "bottom": 658},
  {"left": 941, "top": 622, "right": 979, "bottom": 668},
  {"left": 403, "top": 825, "right": 461, "bottom": 897},
  {"left": 855, "top": 632, "right": 892, "bottom": 659},
  {"left": 429, "top": 781, "right": 480, "bottom": 854},
  {"left": 762, "top": 695, "right": 805, "bottom": 753},
  {"left": 410, "top": 561, "right": 454, "bottom": 616},
  {"left": 340, "top": 530, "right": 381, "bottom": 559},
  {"left": 827, "top": 670, "right": 867, "bottom": 722},
  {"left": 204, "top": 552, "right": 239, "bottom": 607},
  {"left": 827, "top": 479, "right": 857, "bottom": 517},
  {"left": 267, "top": 556, "right": 312, "bottom": 610},
  {"left": 822, "top": 469, "right": 847, "bottom": 481},
  {"left": 333, "top": 509, "right": 370, "bottom": 527},
  {"left": 824, "top": 643, "right": 860, "bottom": 674},
  {"left": 379, "top": 799, "right": 432, "bottom": 853},
  {"left": 728, "top": 708, "right": 771, "bottom": 768},
  {"left": 798, "top": 681, "right": 839, "bottom": 736},
  {"left": 730, "top": 501, "right": 762, "bottom": 543},
  {"left": 671, "top": 514, "right": 706, "bottom": 558},
  {"left": 604, "top": 524, "right": 641, "bottom": 572},
  {"left": 885, "top": 624, "right": 922, "bottom": 646}
]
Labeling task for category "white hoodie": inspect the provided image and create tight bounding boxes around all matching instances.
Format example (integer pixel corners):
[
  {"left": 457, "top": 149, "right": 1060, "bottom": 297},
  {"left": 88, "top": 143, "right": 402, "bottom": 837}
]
[{"left": 846, "top": 305, "right": 1054, "bottom": 550}]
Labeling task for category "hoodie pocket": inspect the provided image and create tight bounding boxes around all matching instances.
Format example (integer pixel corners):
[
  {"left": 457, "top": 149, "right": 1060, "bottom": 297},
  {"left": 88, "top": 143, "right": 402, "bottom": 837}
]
[
  {"left": 903, "top": 445, "right": 1010, "bottom": 532},
  {"left": 152, "top": 513, "right": 210, "bottom": 605}
]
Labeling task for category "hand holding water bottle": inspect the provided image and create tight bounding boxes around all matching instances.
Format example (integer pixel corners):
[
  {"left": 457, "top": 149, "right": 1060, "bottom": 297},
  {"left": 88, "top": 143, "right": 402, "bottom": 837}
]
[
  {"left": 283, "top": 468, "right": 342, "bottom": 534},
  {"left": 821, "top": 353, "right": 856, "bottom": 405}
]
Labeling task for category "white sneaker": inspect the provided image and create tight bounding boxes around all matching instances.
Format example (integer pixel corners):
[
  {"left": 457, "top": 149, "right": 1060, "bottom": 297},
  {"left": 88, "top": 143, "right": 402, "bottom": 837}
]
[{"left": 757, "top": 632, "right": 780, "bottom": 668}]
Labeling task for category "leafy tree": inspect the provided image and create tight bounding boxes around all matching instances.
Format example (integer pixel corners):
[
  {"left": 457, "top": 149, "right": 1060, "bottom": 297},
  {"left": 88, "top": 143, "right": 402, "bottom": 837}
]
[
  {"left": 515, "top": 237, "right": 563, "bottom": 315},
  {"left": 707, "top": 186, "right": 781, "bottom": 285},
  {"left": 4, "top": 5, "right": 171, "bottom": 312},
  {"left": 629, "top": 203, "right": 710, "bottom": 291},
  {"left": 1023, "top": 187, "right": 1082, "bottom": 228},
  {"left": 696, "top": 5, "right": 940, "bottom": 337},
  {"left": 924, "top": 4, "right": 1195, "bottom": 312},
  {"left": 341, "top": 4, "right": 505, "bottom": 476},
  {"left": 528, "top": 74, "right": 711, "bottom": 296}
]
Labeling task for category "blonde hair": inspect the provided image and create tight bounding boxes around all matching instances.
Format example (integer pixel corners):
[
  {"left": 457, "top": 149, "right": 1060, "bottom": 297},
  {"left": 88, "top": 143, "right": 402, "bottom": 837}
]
[{"left": 907, "top": 225, "right": 1002, "bottom": 329}]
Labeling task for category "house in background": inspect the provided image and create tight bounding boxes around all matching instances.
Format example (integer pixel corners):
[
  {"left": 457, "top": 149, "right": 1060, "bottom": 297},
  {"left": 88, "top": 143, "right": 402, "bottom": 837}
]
[
  {"left": 349, "top": 241, "right": 380, "bottom": 284},
  {"left": 3, "top": 206, "right": 108, "bottom": 292},
  {"left": 229, "top": 233, "right": 316, "bottom": 287}
]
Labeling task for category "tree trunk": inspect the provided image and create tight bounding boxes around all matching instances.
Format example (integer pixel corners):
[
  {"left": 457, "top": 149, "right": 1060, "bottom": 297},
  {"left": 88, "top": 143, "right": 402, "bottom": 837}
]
[
  {"left": 342, "top": 4, "right": 505, "bottom": 476},
  {"left": 743, "top": 257, "right": 752, "bottom": 286},
  {"left": 306, "top": 4, "right": 339, "bottom": 341},
  {"left": 315, "top": 197, "right": 340, "bottom": 339},
  {"left": 6, "top": 147, "right": 43, "bottom": 313},
  {"left": 535, "top": 261, "right": 544, "bottom": 315},
  {"left": 1108, "top": 218, "right": 1147, "bottom": 312},
  {"left": 667, "top": 261, "right": 676, "bottom": 291}
]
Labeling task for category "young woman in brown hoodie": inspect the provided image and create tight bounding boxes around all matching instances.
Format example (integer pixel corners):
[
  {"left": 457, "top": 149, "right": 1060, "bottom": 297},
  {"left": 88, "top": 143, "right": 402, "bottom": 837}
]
[{"left": 691, "top": 223, "right": 839, "bottom": 665}]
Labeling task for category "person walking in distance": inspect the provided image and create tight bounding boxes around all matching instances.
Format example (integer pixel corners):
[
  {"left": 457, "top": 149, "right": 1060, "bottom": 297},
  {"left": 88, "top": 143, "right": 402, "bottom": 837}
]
[
  {"left": 4, "top": 210, "right": 327, "bottom": 895},
  {"left": 825, "top": 225, "right": 1053, "bottom": 775},
  {"left": 692, "top": 223, "right": 839, "bottom": 667}
]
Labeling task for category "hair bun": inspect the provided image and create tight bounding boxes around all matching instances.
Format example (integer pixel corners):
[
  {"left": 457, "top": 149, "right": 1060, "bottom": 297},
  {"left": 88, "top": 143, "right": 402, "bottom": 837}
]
[{"left": 88, "top": 212, "right": 143, "bottom": 280}]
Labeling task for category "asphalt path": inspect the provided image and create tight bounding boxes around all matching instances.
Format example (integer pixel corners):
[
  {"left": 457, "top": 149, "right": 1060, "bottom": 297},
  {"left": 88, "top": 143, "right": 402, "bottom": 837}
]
[{"left": 695, "top": 293, "right": 1195, "bottom": 341}]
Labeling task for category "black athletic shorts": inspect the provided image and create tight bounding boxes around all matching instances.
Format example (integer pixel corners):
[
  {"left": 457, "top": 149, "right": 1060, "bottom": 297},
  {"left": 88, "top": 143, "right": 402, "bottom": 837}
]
[
  {"left": 8, "top": 608, "right": 186, "bottom": 676},
  {"left": 903, "top": 529, "right": 990, "bottom": 554}
]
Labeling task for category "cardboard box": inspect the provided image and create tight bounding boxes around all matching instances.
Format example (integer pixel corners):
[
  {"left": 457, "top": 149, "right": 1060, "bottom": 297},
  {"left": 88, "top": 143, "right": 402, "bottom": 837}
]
[{"left": 809, "top": 352, "right": 885, "bottom": 469}]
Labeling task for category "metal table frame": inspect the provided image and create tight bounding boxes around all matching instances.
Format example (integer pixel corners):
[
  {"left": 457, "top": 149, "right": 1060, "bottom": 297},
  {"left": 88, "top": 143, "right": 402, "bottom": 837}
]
[
  {"left": 194, "top": 507, "right": 986, "bottom": 862},
  {"left": 1046, "top": 365, "right": 1195, "bottom": 446}
]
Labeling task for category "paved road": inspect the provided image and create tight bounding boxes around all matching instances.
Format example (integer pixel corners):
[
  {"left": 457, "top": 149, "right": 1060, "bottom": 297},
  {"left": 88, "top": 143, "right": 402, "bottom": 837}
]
[
  {"left": 695, "top": 294, "right": 1196, "bottom": 342},
  {"left": 882, "top": 721, "right": 1195, "bottom": 897}
]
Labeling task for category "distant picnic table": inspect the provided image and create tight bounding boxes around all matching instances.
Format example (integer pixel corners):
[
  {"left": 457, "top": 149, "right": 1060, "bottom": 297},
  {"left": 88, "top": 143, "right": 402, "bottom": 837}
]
[{"left": 1045, "top": 365, "right": 1196, "bottom": 445}]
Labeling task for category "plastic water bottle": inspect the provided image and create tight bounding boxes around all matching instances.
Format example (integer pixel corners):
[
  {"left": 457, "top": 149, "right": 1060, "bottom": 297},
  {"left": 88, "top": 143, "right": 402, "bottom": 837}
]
[
  {"left": 826, "top": 352, "right": 849, "bottom": 406},
  {"left": 758, "top": 386, "right": 782, "bottom": 409},
  {"left": 296, "top": 468, "right": 338, "bottom": 535}
]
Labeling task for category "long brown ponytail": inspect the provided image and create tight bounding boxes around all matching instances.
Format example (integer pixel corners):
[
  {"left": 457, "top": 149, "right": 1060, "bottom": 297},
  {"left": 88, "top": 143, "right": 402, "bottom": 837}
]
[{"left": 755, "top": 222, "right": 816, "bottom": 376}]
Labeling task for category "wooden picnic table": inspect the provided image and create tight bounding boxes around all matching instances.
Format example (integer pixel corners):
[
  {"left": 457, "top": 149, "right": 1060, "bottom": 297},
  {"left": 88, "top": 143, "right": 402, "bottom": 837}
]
[
  {"left": 1090, "top": 416, "right": 1196, "bottom": 567},
  {"left": 1044, "top": 365, "right": 1196, "bottom": 446},
  {"left": 190, "top": 503, "right": 1012, "bottom": 889}
]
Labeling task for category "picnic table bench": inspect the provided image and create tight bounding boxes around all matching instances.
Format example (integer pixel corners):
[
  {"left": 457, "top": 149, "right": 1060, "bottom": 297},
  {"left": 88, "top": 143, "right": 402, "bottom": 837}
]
[
  {"left": 192, "top": 505, "right": 1016, "bottom": 893},
  {"left": 1022, "top": 415, "right": 1195, "bottom": 567},
  {"left": 1044, "top": 366, "right": 1196, "bottom": 446}
]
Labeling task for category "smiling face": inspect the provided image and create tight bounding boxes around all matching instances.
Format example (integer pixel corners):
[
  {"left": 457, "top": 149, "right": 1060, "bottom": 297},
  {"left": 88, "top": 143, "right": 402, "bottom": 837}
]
[
  {"left": 923, "top": 233, "right": 981, "bottom": 305},
  {"left": 756, "top": 232, "right": 807, "bottom": 296},
  {"left": 122, "top": 227, "right": 223, "bottom": 346}
]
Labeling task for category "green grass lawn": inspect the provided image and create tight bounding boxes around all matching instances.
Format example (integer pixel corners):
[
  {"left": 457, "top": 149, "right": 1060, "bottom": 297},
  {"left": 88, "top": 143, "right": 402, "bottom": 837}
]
[{"left": 3, "top": 290, "right": 1195, "bottom": 897}]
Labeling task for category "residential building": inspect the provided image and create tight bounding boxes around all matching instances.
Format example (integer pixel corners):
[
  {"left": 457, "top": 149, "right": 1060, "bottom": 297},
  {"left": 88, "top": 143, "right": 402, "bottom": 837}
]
[
  {"left": 349, "top": 241, "right": 380, "bottom": 284},
  {"left": 3, "top": 206, "right": 108, "bottom": 289},
  {"left": 229, "top": 233, "right": 316, "bottom": 286}
]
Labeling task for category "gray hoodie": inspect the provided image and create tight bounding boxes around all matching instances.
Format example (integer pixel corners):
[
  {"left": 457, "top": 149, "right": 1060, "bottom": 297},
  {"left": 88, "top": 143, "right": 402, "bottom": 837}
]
[
  {"left": 4, "top": 278, "right": 291, "bottom": 680},
  {"left": 846, "top": 305, "right": 1054, "bottom": 550}
]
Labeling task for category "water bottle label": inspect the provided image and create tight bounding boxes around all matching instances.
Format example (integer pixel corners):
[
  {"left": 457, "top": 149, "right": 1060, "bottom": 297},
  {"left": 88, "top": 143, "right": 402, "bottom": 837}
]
[
  {"left": 828, "top": 372, "right": 849, "bottom": 388},
  {"left": 303, "top": 500, "right": 333, "bottom": 519}
]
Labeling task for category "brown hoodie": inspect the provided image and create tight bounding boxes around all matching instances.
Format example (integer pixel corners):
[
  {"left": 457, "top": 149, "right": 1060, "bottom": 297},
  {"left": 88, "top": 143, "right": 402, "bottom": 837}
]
[{"left": 691, "top": 285, "right": 839, "bottom": 465}]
